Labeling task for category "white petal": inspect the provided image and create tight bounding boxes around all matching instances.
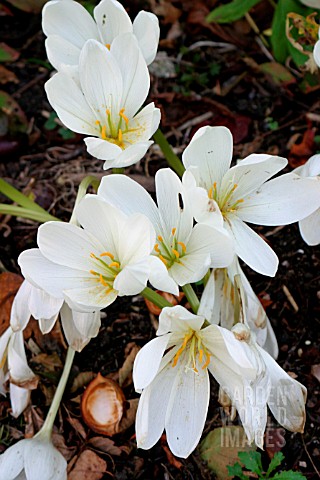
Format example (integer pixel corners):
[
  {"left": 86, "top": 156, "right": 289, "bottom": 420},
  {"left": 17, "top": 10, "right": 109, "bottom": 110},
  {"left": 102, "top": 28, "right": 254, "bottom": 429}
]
[
  {"left": 29, "top": 285, "right": 63, "bottom": 326},
  {"left": 124, "top": 102, "right": 158, "bottom": 143},
  {"left": 114, "top": 260, "right": 149, "bottom": 295},
  {"left": 262, "top": 318, "right": 279, "bottom": 360},
  {"left": 165, "top": 355, "right": 210, "bottom": 458},
  {"left": 111, "top": 33, "right": 149, "bottom": 118},
  {"left": 42, "top": 0, "right": 99, "bottom": 47},
  {"left": 45, "top": 73, "right": 97, "bottom": 136},
  {"left": 133, "top": 11, "right": 160, "bottom": 65},
  {"left": 158, "top": 306, "right": 204, "bottom": 335},
  {"left": 182, "top": 179, "right": 223, "bottom": 228},
  {"left": 151, "top": 107, "right": 161, "bottom": 135},
  {"left": 133, "top": 335, "right": 171, "bottom": 391},
  {"left": 84, "top": 136, "right": 122, "bottom": 163},
  {"left": 10, "top": 281, "right": 32, "bottom": 332},
  {"left": 0, "top": 439, "right": 26, "bottom": 480},
  {"left": 79, "top": 40, "right": 122, "bottom": 123},
  {"left": 45, "top": 35, "right": 80, "bottom": 70},
  {"left": 24, "top": 438, "right": 67, "bottom": 480},
  {"left": 299, "top": 208, "right": 320, "bottom": 246},
  {"left": 238, "top": 173, "right": 320, "bottom": 226},
  {"left": 103, "top": 141, "right": 153, "bottom": 169},
  {"left": 38, "top": 315, "right": 59, "bottom": 335},
  {"left": 314, "top": 39, "right": 320, "bottom": 67},
  {"left": 10, "top": 383, "right": 30, "bottom": 418},
  {"left": 94, "top": 0, "right": 132, "bottom": 45},
  {"left": 169, "top": 252, "right": 211, "bottom": 286},
  {"left": 221, "top": 155, "right": 287, "bottom": 204},
  {"left": 63, "top": 284, "right": 118, "bottom": 312},
  {"left": 187, "top": 223, "right": 234, "bottom": 268},
  {"left": 60, "top": 303, "right": 100, "bottom": 352},
  {"left": 98, "top": 174, "right": 161, "bottom": 230},
  {"left": 147, "top": 256, "right": 179, "bottom": 295},
  {"left": 198, "top": 269, "right": 218, "bottom": 324},
  {"left": 294, "top": 154, "right": 320, "bottom": 177},
  {"left": 117, "top": 213, "right": 155, "bottom": 265},
  {"left": 8, "top": 332, "right": 37, "bottom": 388},
  {"left": 182, "top": 126, "right": 233, "bottom": 190},
  {"left": 225, "top": 217, "right": 278, "bottom": 276},
  {"left": 258, "top": 347, "right": 307, "bottom": 433}
]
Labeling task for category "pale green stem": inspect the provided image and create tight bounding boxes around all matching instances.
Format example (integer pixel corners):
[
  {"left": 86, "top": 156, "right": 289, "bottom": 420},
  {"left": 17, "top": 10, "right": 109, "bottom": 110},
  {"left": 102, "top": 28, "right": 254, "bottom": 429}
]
[
  {"left": 39, "top": 347, "right": 75, "bottom": 438},
  {"left": 0, "top": 204, "right": 59, "bottom": 223},
  {"left": 141, "top": 287, "right": 173, "bottom": 309},
  {"left": 182, "top": 284, "right": 200, "bottom": 314},
  {"left": 0, "top": 178, "right": 47, "bottom": 213},
  {"left": 245, "top": 12, "right": 269, "bottom": 48},
  {"left": 69, "top": 175, "right": 100, "bottom": 225},
  {"left": 153, "top": 129, "right": 185, "bottom": 178},
  {"left": 112, "top": 168, "right": 124, "bottom": 174}
]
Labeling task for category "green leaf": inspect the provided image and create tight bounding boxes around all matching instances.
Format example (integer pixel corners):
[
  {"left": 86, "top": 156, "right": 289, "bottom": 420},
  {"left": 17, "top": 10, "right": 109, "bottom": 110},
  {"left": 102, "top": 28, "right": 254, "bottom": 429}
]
[
  {"left": 227, "top": 462, "right": 247, "bottom": 479},
  {"left": 260, "top": 62, "right": 296, "bottom": 85},
  {"left": 266, "top": 452, "right": 284, "bottom": 477},
  {"left": 271, "top": 0, "right": 306, "bottom": 63},
  {"left": 206, "top": 0, "right": 262, "bottom": 23},
  {"left": 44, "top": 111, "right": 58, "bottom": 131},
  {"left": 0, "top": 43, "right": 19, "bottom": 63},
  {"left": 272, "top": 471, "right": 307, "bottom": 480},
  {"left": 58, "top": 127, "right": 76, "bottom": 139},
  {"left": 238, "top": 451, "right": 263, "bottom": 475}
]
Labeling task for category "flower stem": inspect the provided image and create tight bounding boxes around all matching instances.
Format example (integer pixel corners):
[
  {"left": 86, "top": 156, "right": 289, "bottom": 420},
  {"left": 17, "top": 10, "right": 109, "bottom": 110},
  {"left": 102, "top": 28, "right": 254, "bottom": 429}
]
[
  {"left": 141, "top": 287, "right": 173, "bottom": 309},
  {"left": 112, "top": 168, "right": 124, "bottom": 174},
  {"left": 153, "top": 129, "right": 185, "bottom": 177},
  {"left": 182, "top": 284, "right": 200, "bottom": 314},
  {"left": 69, "top": 175, "right": 100, "bottom": 225},
  {"left": 0, "top": 204, "right": 59, "bottom": 223},
  {"left": 40, "top": 347, "right": 75, "bottom": 436}
]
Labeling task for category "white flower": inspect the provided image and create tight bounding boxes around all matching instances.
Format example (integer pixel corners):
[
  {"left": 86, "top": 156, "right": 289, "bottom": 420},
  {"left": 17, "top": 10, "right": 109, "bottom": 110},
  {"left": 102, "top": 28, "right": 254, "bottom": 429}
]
[
  {"left": 0, "top": 327, "right": 38, "bottom": 418},
  {"left": 97, "top": 168, "right": 234, "bottom": 292},
  {"left": 133, "top": 305, "right": 258, "bottom": 457},
  {"left": 18, "top": 195, "right": 173, "bottom": 313},
  {"left": 198, "top": 257, "right": 279, "bottom": 359},
  {"left": 182, "top": 126, "right": 320, "bottom": 276},
  {"left": 45, "top": 38, "right": 160, "bottom": 169},
  {"left": 293, "top": 154, "right": 320, "bottom": 245},
  {"left": 42, "top": 0, "right": 160, "bottom": 69},
  {"left": 0, "top": 431, "right": 66, "bottom": 480},
  {"left": 298, "top": 0, "right": 320, "bottom": 8}
]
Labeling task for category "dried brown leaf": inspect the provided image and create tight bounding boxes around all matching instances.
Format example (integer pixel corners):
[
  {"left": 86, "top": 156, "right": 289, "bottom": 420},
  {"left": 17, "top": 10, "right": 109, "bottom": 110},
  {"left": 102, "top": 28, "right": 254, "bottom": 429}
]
[
  {"left": 0, "top": 272, "right": 23, "bottom": 336},
  {"left": 67, "top": 416, "right": 87, "bottom": 440},
  {"left": 68, "top": 449, "right": 107, "bottom": 480},
  {"left": 311, "top": 364, "right": 320, "bottom": 382},
  {"left": 70, "top": 371, "right": 96, "bottom": 393},
  {"left": 118, "top": 343, "right": 140, "bottom": 387},
  {"left": 0, "top": 65, "right": 18, "bottom": 84},
  {"left": 89, "top": 436, "right": 124, "bottom": 456}
]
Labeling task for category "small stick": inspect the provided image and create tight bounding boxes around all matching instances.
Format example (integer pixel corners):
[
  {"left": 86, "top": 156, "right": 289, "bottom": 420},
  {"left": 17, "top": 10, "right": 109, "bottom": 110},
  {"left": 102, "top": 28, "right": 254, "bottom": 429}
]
[{"left": 282, "top": 285, "right": 299, "bottom": 312}]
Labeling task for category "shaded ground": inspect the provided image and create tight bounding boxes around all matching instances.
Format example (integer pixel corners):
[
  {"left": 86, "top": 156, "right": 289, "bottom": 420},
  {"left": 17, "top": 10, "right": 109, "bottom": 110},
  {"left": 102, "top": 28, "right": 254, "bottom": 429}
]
[{"left": 0, "top": 0, "right": 319, "bottom": 478}]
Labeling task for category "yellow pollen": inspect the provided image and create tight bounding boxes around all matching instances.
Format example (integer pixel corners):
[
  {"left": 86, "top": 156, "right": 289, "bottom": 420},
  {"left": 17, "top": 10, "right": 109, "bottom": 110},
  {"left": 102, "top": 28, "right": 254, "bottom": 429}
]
[
  {"left": 95, "top": 120, "right": 101, "bottom": 125},
  {"left": 208, "top": 187, "right": 213, "bottom": 199},
  {"left": 90, "top": 269, "right": 99, "bottom": 276},
  {"left": 199, "top": 349, "right": 204, "bottom": 363},
  {"left": 118, "top": 129, "right": 123, "bottom": 142},
  {"left": 109, "top": 261, "right": 120, "bottom": 269},
  {"left": 105, "top": 43, "right": 111, "bottom": 50},
  {"left": 106, "top": 109, "right": 111, "bottom": 116},
  {"left": 202, "top": 354, "right": 211, "bottom": 370},
  {"left": 119, "top": 108, "right": 129, "bottom": 125},
  {"left": 99, "top": 274, "right": 108, "bottom": 286},
  {"left": 171, "top": 228, "right": 176, "bottom": 236},
  {"left": 177, "top": 241, "right": 186, "bottom": 252},
  {"left": 158, "top": 235, "right": 163, "bottom": 242},
  {"left": 154, "top": 243, "right": 160, "bottom": 253},
  {"left": 172, "top": 333, "right": 193, "bottom": 367},
  {"left": 105, "top": 287, "right": 113, "bottom": 294},
  {"left": 159, "top": 255, "right": 167, "bottom": 265},
  {"left": 101, "top": 125, "right": 107, "bottom": 140},
  {"left": 100, "top": 252, "right": 114, "bottom": 259},
  {"left": 172, "top": 249, "right": 180, "bottom": 258}
]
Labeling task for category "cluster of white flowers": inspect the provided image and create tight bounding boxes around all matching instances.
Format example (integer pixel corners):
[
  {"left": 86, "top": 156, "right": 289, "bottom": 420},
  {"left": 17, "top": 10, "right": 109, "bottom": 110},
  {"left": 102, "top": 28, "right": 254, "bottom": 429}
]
[{"left": 1, "top": 0, "right": 320, "bottom": 476}]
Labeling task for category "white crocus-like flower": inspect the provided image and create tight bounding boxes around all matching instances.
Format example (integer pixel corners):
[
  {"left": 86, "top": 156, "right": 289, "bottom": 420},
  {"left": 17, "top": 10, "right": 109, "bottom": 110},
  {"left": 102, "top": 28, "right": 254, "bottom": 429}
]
[
  {"left": 293, "top": 154, "right": 320, "bottom": 246},
  {"left": 134, "top": 306, "right": 306, "bottom": 457},
  {"left": 0, "top": 430, "right": 67, "bottom": 480},
  {"left": 45, "top": 38, "right": 160, "bottom": 170},
  {"left": 18, "top": 196, "right": 175, "bottom": 313},
  {"left": 299, "top": 0, "right": 320, "bottom": 8},
  {"left": 314, "top": 31, "right": 320, "bottom": 68},
  {"left": 198, "top": 257, "right": 278, "bottom": 359},
  {"left": 0, "top": 326, "right": 38, "bottom": 418},
  {"left": 97, "top": 168, "right": 234, "bottom": 291},
  {"left": 11, "top": 280, "right": 101, "bottom": 353},
  {"left": 42, "top": 0, "right": 160, "bottom": 70},
  {"left": 182, "top": 126, "right": 320, "bottom": 276}
]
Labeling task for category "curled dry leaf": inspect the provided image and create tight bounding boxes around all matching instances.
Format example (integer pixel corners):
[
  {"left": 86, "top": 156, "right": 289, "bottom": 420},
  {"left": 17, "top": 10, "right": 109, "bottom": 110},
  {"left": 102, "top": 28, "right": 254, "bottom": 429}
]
[
  {"left": 81, "top": 373, "right": 126, "bottom": 436},
  {"left": 0, "top": 272, "right": 23, "bottom": 335},
  {"left": 144, "top": 290, "right": 185, "bottom": 316},
  {"left": 68, "top": 449, "right": 107, "bottom": 480}
]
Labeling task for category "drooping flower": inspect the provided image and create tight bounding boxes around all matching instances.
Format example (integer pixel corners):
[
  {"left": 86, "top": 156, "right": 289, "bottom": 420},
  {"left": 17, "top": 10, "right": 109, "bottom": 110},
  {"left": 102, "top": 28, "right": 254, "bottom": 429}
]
[
  {"left": 133, "top": 306, "right": 306, "bottom": 457},
  {"left": 45, "top": 38, "right": 160, "bottom": 169},
  {"left": 18, "top": 196, "right": 176, "bottom": 313},
  {"left": 42, "top": 0, "right": 160, "bottom": 69},
  {"left": 182, "top": 126, "right": 320, "bottom": 276},
  {"left": 0, "top": 430, "right": 67, "bottom": 480},
  {"left": 198, "top": 257, "right": 279, "bottom": 359},
  {"left": 97, "top": 168, "right": 234, "bottom": 291},
  {"left": 293, "top": 154, "right": 320, "bottom": 246}
]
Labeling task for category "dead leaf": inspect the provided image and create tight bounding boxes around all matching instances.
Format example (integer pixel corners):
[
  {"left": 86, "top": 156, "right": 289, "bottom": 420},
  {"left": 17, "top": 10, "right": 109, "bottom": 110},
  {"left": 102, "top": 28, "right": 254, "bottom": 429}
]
[
  {"left": 6, "top": 0, "right": 47, "bottom": 13},
  {"left": 311, "top": 364, "right": 320, "bottom": 383},
  {"left": 0, "top": 43, "right": 19, "bottom": 63},
  {"left": 118, "top": 398, "right": 139, "bottom": 433},
  {"left": 260, "top": 62, "right": 296, "bottom": 86},
  {"left": 0, "top": 272, "right": 23, "bottom": 335},
  {"left": 68, "top": 449, "right": 107, "bottom": 480},
  {"left": 70, "top": 371, "right": 96, "bottom": 393},
  {"left": 150, "top": 0, "right": 182, "bottom": 24},
  {"left": 31, "top": 352, "right": 63, "bottom": 372},
  {"left": 265, "top": 427, "right": 286, "bottom": 459},
  {"left": 289, "top": 128, "right": 315, "bottom": 167},
  {"left": 89, "top": 436, "right": 125, "bottom": 456},
  {"left": 144, "top": 291, "right": 185, "bottom": 316},
  {"left": 161, "top": 435, "right": 183, "bottom": 469},
  {"left": 52, "top": 433, "right": 77, "bottom": 461},
  {"left": 118, "top": 343, "right": 140, "bottom": 387},
  {"left": 67, "top": 416, "right": 87, "bottom": 440},
  {"left": 0, "top": 65, "right": 18, "bottom": 84}
]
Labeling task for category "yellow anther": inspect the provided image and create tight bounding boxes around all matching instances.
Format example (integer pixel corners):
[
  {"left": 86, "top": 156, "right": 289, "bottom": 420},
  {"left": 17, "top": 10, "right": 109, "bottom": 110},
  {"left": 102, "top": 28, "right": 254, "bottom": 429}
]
[
  {"left": 105, "top": 43, "right": 111, "bottom": 50},
  {"left": 199, "top": 349, "right": 204, "bottom": 363},
  {"left": 158, "top": 235, "right": 163, "bottom": 242},
  {"left": 105, "top": 287, "right": 113, "bottom": 294},
  {"left": 118, "top": 129, "right": 123, "bottom": 142},
  {"left": 90, "top": 269, "right": 99, "bottom": 276},
  {"left": 100, "top": 252, "right": 114, "bottom": 259},
  {"left": 119, "top": 108, "right": 129, "bottom": 125},
  {"left": 154, "top": 243, "right": 160, "bottom": 253},
  {"left": 202, "top": 354, "right": 211, "bottom": 370},
  {"left": 159, "top": 255, "right": 167, "bottom": 265},
  {"left": 95, "top": 120, "right": 101, "bottom": 125},
  {"left": 106, "top": 109, "right": 111, "bottom": 116},
  {"left": 172, "top": 249, "right": 180, "bottom": 258},
  {"left": 232, "top": 184, "right": 238, "bottom": 191},
  {"left": 99, "top": 274, "right": 108, "bottom": 286},
  {"left": 0, "top": 353, "right": 7, "bottom": 370},
  {"left": 208, "top": 187, "right": 213, "bottom": 199},
  {"left": 177, "top": 241, "right": 186, "bottom": 253},
  {"left": 90, "top": 252, "right": 97, "bottom": 259},
  {"left": 172, "top": 333, "right": 192, "bottom": 367},
  {"left": 109, "top": 261, "right": 120, "bottom": 269},
  {"left": 171, "top": 228, "right": 176, "bottom": 236},
  {"left": 213, "top": 182, "right": 217, "bottom": 190},
  {"left": 101, "top": 125, "right": 107, "bottom": 140}
]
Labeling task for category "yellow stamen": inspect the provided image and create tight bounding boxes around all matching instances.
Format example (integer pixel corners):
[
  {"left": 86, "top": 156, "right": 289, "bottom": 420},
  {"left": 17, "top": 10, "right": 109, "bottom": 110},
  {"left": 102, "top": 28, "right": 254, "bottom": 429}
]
[
  {"left": 99, "top": 274, "right": 108, "bottom": 286},
  {"left": 199, "top": 349, "right": 204, "bottom": 363},
  {"left": 172, "top": 249, "right": 180, "bottom": 258},
  {"left": 100, "top": 252, "right": 114, "bottom": 259},
  {"left": 119, "top": 108, "right": 129, "bottom": 125},
  {"left": 171, "top": 228, "right": 176, "bottom": 236},
  {"left": 105, "top": 43, "right": 111, "bottom": 50},
  {"left": 159, "top": 255, "right": 167, "bottom": 265},
  {"left": 154, "top": 243, "right": 160, "bottom": 253},
  {"left": 109, "top": 261, "right": 120, "bottom": 269},
  {"left": 101, "top": 125, "right": 107, "bottom": 140},
  {"left": 213, "top": 182, "right": 217, "bottom": 190},
  {"left": 158, "top": 235, "right": 163, "bottom": 242},
  {"left": 208, "top": 187, "right": 213, "bottom": 199},
  {"left": 95, "top": 120, "right": 101, "bottom": 125},
  {"left": 118, "top": 129, "right": 123, "bottom": 143},
  {"left": 202, "top": 354, "right": 211, "bottom": 370},
  {"left": 232, "top": 183, "right": 238, "bottom": 192},
  {"left": 105, "top": 287, "right": 113, "bottom": 294},
  {"left": 106, "top": 109, "right": 111, "bottom": 116},
  {"left": 90, "top": 252, "right": 97, "bottom": 259},
  {"left": 177, "top": 241, "right": 186, "bottom": 252},
  {"left": 172, "top": 333, "right": 193, "bottom": 367},
  {"left": 90, "top": 269, "right": 99, "bottom": 276}
]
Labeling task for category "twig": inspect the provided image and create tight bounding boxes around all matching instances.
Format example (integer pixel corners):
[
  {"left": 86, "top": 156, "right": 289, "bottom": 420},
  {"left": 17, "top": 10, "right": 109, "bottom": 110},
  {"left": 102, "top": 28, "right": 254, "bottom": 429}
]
[
  {"left": 282, "top": 285, "right": 299, "bottom": 312},
  {"left": 301, "top": 435, "right": 320, "bottom": 478}
]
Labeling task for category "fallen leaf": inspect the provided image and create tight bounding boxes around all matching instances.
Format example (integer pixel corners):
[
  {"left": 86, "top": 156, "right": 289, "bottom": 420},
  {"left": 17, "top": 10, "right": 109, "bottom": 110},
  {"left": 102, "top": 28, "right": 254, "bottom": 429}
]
[
  {"left": 0, "top": 43, "right": 19, "bottom": 63},
  {"left": 31, "top": 352, "right": 63, "bottom": 372},
  {"left": 68, "top": 449, "right": 107, "bottom": 480},
  {"left": 118, "top": 343, "right": 140, "bottom": 387},
  {"left": 70, "top": 371, "right": 96, "bottom": 393},
  {"left": 89, "top": 436, "right": 125, "bottom": 456},
  {"left": 0, "top": 90, "right": 28, "bottom": 135},
  {"left": 67, "top": 416, "right": 87, "bottom": 440},
  {"left": 0, "top": 272, "right": 23, "bottom": 335},
  {"left": 260, "top": 62, "right": 296, "bottom": 86},
  {"left": 52, "top": 433, "right": 77, "bottom": 461},
  {"left": 150, "top": 0, "right": 182, "bottom": 24},
  {"left": 6, "top": 0, "right": 47, "bottom": 13},
  {"left": 311, "top": 364, "right": 320, "bottom": 382},
  {"left": 289, "top": 127, "right": 315, "bottom": 167},
  {"left": 161, "top": 435, "right": 183, "bottom": 469},
  {"left": 0, "top": 65, "right": 18, "bottom": 84},
  {"left": 118, "top": 398, "right": 139, "bottom": 433}
]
